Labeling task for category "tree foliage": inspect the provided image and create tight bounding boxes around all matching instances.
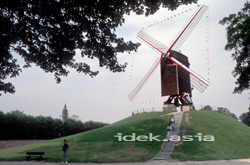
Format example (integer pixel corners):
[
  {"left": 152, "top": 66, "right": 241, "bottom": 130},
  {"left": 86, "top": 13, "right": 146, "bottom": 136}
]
[
  {"left": 0, "top": 0, "right": 197, "bottom": 95},
  {"left": 239, "top": 112, "right": 250, "bottom": 127},
  {"left": 219, "top": 2, "right": 250, "bottom": 93},
  {"left": 217, "top": 107, "right": 238, "bottom": 119},
  {"left": 0, "top": 110, "right": 108, "bottom": 140},
  {"left": 201, "top": 105, "right": 213, "bottom": 111}
]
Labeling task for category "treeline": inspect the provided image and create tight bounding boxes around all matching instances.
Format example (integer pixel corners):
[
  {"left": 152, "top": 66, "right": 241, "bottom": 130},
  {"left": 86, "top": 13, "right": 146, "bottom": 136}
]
[
  {"left": 200, "top": 105, "right": 250, "bottom": 127},
  {"left": 0, "top": 110, "right": 108, "bottom": 140},
  {"left": 200, "top": 105, "right": 238, "bottom": 119}
]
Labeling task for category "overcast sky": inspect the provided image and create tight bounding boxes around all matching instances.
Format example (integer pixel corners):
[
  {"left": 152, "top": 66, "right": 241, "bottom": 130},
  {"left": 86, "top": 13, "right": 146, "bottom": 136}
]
[{"left": 0, "top": 0, "right": 249, "bottom": 123}]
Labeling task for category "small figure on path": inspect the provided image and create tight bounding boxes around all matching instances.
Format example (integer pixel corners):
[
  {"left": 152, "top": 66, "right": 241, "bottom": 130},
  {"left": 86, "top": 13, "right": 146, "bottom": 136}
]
[
  {"left": 62, "top": 139, "right": 69, "bottom": 164},
  {"left": 171, "top": 115, "right": 175, "bottom": 131},
  {"left": 167, "top": 124, "right": 172, "bottom": 141}
]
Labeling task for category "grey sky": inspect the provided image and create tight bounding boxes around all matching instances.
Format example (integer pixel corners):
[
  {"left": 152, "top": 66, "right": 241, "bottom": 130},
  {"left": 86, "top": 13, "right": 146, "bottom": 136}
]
[{"left": 0, "top": 0, "right": 249, "bottom": 123}]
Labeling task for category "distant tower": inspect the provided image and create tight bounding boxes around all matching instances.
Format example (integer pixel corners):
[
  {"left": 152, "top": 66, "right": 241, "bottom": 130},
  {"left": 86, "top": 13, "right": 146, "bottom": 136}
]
[{"left": 62, "top": 104, "right": 68, "bottom": 121}]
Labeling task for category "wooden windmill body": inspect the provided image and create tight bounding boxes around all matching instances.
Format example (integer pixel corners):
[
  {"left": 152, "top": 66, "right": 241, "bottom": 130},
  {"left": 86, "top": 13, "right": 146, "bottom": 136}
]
[
  {"left": 161, "top": 51, "right": 191, "bottom": 96},
  {"left": 161, "top": 51, "right": 194, "bottom": 109}
]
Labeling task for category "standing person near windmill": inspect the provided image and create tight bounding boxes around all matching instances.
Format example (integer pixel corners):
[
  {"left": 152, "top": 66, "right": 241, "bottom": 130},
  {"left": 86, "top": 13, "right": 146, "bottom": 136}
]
[
  {"left": 170, "top": 115, "right": 175, "bottom": 131},
  {"left": 167, "top": 124, "right": 172, "bottom": 141}
]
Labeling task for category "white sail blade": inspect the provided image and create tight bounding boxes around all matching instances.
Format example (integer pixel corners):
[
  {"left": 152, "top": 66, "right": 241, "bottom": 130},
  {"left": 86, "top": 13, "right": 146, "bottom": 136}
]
[
  {"left": 137, "top": 30, "right": 168, "bottom": 55},
  {"left": 128, "top": 57, "right": 162, "bottom": 101},
  {"left": 168, "top": 5, "right": 208, "bottom": 52},
  {"left": 168, "top": 56, "right": 210, "bottom": 92}
]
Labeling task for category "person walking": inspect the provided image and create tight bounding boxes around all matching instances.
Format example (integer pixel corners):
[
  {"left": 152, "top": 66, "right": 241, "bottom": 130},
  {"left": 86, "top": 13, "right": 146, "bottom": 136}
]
[
  {"left": 167, "top": 124, "right": 172, "bottom": 141},
  {"left": 171, "top": 115, "right": 175, "bottom": 131},
  {"left": 62, "top": 139, "right": 69, "bottom": 164}
]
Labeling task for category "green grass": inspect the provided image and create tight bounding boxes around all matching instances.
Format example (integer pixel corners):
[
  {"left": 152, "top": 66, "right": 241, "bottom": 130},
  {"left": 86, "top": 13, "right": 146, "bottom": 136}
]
[
  {"left": 171, "top": 110, "right": 250, "bottom": 161},
  {"left": 0, "top": 111, "right": 171, "bottom": 163}
]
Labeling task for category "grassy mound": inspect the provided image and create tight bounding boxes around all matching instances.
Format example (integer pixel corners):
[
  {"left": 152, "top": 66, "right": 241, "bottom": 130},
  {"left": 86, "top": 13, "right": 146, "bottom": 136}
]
[
  {"left": 171, "top": 110, "right": 250, "bottom": 161},
  {"left": 0, "top": 111, "right": 171, "bottom": 163}
]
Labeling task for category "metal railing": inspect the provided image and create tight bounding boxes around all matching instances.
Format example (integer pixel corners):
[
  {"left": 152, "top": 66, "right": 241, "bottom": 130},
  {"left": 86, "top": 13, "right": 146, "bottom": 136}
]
[{"left": 132, "top": 106, "right": 177, "bottom": 115}]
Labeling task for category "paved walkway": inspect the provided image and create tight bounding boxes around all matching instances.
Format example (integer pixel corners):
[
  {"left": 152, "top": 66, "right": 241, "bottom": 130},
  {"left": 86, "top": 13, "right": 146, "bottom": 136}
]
[{"left": 150, "top": 111, "right": 183, "bottom": 161}]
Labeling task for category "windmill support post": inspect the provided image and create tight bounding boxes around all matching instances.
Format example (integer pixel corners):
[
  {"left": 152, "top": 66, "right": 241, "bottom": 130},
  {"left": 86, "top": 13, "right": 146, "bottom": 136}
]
[
  {"left": 162, "top": 103, "right": 177, "bottom": 112},
  {"left": 162, "top": 104, "right": 194, "bottom": 112}
]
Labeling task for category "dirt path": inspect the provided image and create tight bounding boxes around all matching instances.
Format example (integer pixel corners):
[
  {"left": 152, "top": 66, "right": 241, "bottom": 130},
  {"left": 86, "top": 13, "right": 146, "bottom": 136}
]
[{"left": 184, "top": 112, "right": 192, "bottom": 126}]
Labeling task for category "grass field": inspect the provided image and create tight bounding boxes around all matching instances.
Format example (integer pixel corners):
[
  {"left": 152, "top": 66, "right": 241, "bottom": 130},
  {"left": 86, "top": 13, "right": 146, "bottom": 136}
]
[
  {"left": 171, "top": 110, "right": 250, "bottom": 161},
  {"left": 0, "top": 111, "right": 171, "bottom": 163}
]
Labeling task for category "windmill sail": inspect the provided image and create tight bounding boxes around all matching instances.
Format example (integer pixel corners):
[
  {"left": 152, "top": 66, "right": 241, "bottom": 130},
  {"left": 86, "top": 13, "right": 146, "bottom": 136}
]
[
  {"left": 170, "top": 5, "right": 208, "bottom": 51},
  {"left": 168, "top": 56, "right": 210, "bottom": 93},
  {"left": 137, "top": 30, "right": 168, "bottom": 54},
  {"left": 128, "top": 57, "right": 161, "bottom": 101},
  {"left": 128, "top": 31, "right": 169, "bottom": 101}
]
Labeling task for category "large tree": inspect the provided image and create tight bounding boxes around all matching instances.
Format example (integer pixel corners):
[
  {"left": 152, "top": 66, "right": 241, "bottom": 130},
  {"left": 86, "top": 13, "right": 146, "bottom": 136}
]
[
  {"left": 239, "top": 112, "right": 250, "bottom": 127},
  {"left": 219, "top": 1, "right": 250, "bottom": 94},
  {"left": 0, "top": 0, "right": 197, "bottom": 95}
]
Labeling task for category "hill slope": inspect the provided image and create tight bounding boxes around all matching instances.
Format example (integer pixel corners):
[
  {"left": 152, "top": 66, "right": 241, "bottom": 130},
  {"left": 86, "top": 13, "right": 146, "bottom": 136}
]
[
  {"left": 0, "top": 112, "right": 171, "bottom": 163},
  {"left": 171, "top": 110, "right": 250, "bottom": 161}
]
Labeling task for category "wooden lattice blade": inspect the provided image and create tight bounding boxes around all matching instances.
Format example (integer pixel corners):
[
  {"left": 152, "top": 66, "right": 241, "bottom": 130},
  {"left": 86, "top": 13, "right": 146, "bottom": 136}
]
[
  {"left": 170, "top": 5, "right": 208, "bottom": 51},
  {"left": 137, "top": 30, "right": 168, "bottom": 55},
  {"left": 168, "top": 56, "right": 210, "bottom": 93},
  {"left": 128, "top": 57, "right": 162, "bottom": 101}
]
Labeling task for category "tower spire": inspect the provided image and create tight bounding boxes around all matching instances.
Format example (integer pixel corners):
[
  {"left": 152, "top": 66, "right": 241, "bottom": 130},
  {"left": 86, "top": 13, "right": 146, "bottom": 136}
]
[{"left": 62, "top": 102, "right": 68, "bottom": 121}]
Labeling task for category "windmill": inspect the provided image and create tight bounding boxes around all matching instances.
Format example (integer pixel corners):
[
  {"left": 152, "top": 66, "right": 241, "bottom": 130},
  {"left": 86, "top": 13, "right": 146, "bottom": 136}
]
[{"left": 128, "top": 5, "right": 210, "bottom": 111}]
